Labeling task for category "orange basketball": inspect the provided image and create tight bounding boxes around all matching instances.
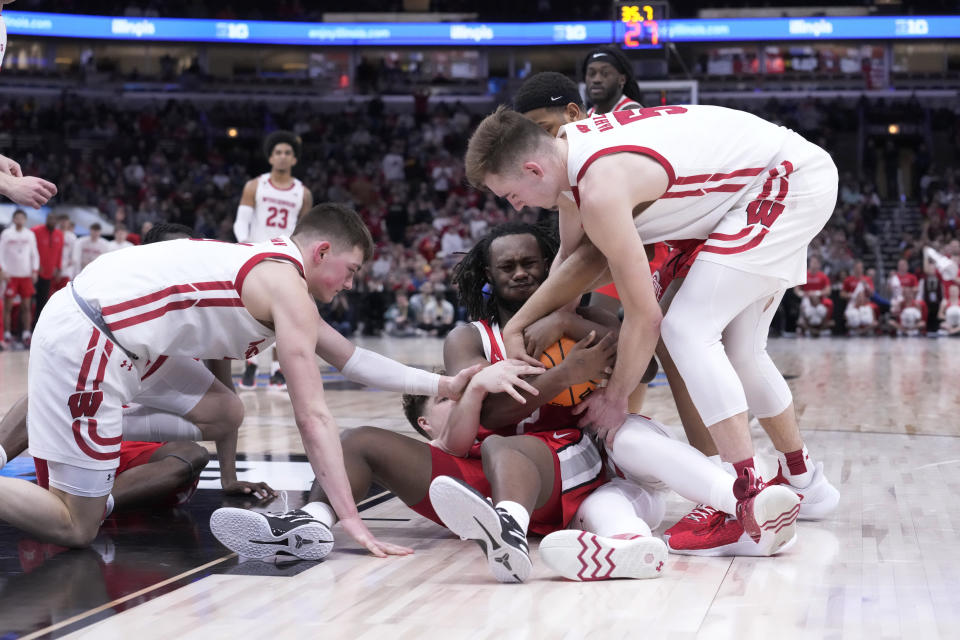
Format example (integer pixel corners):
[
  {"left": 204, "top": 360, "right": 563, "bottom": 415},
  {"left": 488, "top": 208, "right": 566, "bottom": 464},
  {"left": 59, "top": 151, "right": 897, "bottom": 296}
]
[{"left": 538, "top": 337, "right": 598, "bottom": 407}]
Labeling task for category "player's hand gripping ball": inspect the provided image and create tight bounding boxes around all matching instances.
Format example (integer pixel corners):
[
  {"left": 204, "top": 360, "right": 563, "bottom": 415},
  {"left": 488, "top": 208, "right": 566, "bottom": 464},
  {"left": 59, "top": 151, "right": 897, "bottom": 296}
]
[{"left": 539, "top": 337, "right": 599, "bottom": 406}]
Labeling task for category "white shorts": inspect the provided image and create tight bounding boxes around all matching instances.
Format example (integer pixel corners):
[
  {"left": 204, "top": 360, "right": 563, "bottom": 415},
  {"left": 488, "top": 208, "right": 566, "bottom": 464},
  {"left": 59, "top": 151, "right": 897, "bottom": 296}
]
[
  {"left": 697, "top": 139, "right": 838, "bottom": 287},
  {"left": 27, "top": 289, "right": 212, "bottom": 493}
]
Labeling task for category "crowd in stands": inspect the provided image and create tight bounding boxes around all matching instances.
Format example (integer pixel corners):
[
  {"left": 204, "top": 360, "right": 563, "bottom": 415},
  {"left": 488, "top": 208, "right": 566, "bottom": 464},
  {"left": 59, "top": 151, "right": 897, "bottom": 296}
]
[{"left": 2, "top": 91, "right": 959, "bottom": 342}]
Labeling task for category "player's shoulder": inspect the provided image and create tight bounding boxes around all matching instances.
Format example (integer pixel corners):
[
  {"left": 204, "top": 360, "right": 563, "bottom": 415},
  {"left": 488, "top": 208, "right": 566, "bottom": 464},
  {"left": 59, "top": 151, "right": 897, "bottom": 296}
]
[{"left": 444, "top": 322, "right": 485, "bottom": 355}]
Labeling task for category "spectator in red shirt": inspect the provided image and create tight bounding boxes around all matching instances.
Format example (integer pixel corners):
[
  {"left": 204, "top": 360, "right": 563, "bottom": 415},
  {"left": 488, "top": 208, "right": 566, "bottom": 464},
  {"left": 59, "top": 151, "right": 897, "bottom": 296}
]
[
  {"left": 797, "top": 255, "right": 833, "bottom": 336},
  {"left": 30, "top": 212, "right": 64, "bottom": 323},
  {"left": 841, "top": 260, "right": 875, "bottom": 300}
]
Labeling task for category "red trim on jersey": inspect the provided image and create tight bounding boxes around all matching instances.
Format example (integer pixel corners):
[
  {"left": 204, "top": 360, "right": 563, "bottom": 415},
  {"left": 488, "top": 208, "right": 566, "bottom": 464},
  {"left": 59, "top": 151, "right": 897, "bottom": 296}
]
[
  {"left": 267, "top": 178, "right": 296, "bottom": 192},
  {"left": 234, "top": 251, "right": 305, "bottom": 297},
  {"left": 92, "top": 342, "right": 113, "bottom": 391},
  {"left": 661, "top": 183, "right": 749, "bottom": 199},
  {"left": 107, "top": 298, "right": 244, "bottom": 332},
  {"left": 701, "top": 229, "right": 770, "bottom": 255},
  {"left": 575, "top": 145, "right": 676, "bottom": 192},
  {"left": 615, "top": 96, "right": 641, "bottom": 111},
  {"left": 72, "top": 420, "right": 122, "bottom": 461},
  {"left": 708, "top": 227, "right": 754, "bottom": 242},
  {"left": 478, "top": 320, "right": 505, "bottom": 362},
  {"left": 102, "top": 281, "right": 235, "bottom": 315},
  {"left": 76, "top": 329, "right": 101, "bottom": 392},
  {"left": 675, "top": 167, "right": 765, "bottom": 185},
  {"left": 140, "top": 355, "right": 169, "bottom": 381}
]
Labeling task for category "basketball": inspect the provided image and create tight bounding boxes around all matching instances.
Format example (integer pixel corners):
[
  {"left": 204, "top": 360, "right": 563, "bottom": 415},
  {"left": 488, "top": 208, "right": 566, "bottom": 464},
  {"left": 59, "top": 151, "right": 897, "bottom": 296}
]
[{"left": 538, "top": 337, "right": 598, "bottom": 406}]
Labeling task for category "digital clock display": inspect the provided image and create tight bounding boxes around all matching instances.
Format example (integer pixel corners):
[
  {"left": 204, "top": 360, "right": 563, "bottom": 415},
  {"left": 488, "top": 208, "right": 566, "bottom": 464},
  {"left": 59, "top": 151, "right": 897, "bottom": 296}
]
[{"left": 617, "top": 2, "right": 667, "bottom": 49}]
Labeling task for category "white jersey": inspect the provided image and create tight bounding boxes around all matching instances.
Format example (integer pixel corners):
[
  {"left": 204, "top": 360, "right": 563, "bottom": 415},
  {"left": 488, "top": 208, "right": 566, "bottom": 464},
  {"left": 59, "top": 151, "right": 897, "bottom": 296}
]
[
  {"left": 249, "top": 173, "right": 305, "bottom": 242},
  {"left": 74, "top": 236, "right": 113, "bottom": 271},
  {"left": 72, "top": 237, "right": 303, "bottom": 363},
  {"left": 61, "top": 230, "right": 78, "bottom": 279},
  {"left": 0, "top": 226, "right": 39, "bottom": 277},
  {"left": 562, "top": 104, "right": 836, "bottom": 285}
]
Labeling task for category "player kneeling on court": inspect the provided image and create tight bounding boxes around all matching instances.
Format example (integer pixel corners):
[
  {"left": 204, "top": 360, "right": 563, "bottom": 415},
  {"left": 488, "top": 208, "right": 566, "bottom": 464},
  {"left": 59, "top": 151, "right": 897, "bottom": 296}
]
[{"left": 0, "top": 204, "right": 478, "bottom": 551}]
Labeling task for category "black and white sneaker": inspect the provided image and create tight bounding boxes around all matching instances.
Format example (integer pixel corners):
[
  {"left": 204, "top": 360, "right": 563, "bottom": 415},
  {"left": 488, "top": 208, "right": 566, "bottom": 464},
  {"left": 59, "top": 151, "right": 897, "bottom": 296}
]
[
  {"left": 210, "top": 507, "right": 334, "bottom": 561},
  {"left": 429, "top": 476, "right": 531, "bottom": 583}
]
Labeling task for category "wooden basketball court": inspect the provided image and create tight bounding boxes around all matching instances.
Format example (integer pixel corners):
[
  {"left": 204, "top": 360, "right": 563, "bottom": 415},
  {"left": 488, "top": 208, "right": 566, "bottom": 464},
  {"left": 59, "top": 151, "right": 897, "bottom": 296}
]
[{"left": 1, "top": 335, "right": 958, "bottom": 639}]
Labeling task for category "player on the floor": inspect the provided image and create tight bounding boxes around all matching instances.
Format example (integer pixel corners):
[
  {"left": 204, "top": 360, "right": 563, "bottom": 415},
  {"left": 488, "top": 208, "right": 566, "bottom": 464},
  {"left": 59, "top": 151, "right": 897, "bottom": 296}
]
[
  {"left": 0, "top": 203, "right": 479, "bottom": 553},
  {"left": 0, "top": 221, "right": 275, "bottom": 511},
  {"left": 1, "top": 209, "right": 39, "bottom": 348},
  {"left": 512, "top": 71, "right": 828, "bottom": 552},
  {"left": 581, "top": 46, "right": 643, "bottom": 116},
  {"left": 211, "top": 222, "right": 798, "bottom": 581},
  {"left": 465, "top": 103, "right": 840, "bottom": 534},
  {"left": 233, "top": 131, "right": 314, "bottom": 391}
]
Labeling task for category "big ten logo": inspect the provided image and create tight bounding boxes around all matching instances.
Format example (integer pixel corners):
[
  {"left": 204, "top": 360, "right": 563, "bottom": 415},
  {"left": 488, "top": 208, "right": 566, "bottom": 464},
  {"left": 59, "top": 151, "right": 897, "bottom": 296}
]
[
  {"left": 216, "top": 22, "right": 250, "bottom": 40},
  {"left": 69, "top": 391, "right": 104, "bottom": 419},
  {"left": 553, "top": 24, "right": 587, "bottom": 41}
]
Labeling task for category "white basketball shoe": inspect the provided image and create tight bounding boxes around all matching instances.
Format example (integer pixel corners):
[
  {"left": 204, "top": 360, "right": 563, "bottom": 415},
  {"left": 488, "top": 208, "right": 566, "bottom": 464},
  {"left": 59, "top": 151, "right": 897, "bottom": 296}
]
[
  {"left": 539, "top": 530, "right": 667, "bottom": 581},
  {"left": 769, "top": 461, "right": 840, "bottom": 520}
]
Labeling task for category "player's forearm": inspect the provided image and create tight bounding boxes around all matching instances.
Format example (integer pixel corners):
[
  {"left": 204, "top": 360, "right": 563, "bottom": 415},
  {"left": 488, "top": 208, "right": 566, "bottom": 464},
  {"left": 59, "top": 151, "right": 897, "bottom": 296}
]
[
  {"left": 299, "top": 416, "right": 361, "bottom": 520},
  {"left": 437, "top": 386, "right": 485, "bottom": 457},
  {"left": 340, "top": 346, "right": 440, "bottom": 396},
  {"left": 478, "top": 366, "right": 574, "bottom": 430},
  {"left": 215, "top": 428, "right": 239, "bottom": 488},
  {"left": 607, "top": 313, "right": 661, "bottom": 402}
]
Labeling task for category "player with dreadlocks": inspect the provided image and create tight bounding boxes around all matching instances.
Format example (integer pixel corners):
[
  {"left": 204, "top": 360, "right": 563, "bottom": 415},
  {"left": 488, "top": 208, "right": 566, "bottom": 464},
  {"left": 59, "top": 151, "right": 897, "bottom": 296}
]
[{"left": 582, "top": 45, "right": 644, "bottom": 116}]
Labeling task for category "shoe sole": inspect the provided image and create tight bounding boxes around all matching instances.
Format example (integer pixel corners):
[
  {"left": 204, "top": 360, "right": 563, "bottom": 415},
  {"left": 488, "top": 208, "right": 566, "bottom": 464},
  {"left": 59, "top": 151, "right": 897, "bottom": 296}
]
[
  {"left": 429, "top": 477, "right": 531, "bottom": 583},
  {"left": 210, "top": 508, "right": 334, "bottom": 561},
  {"left": 751, "top": 485, "right": 801, "bottom": 556},
  {"left": 539, "top": 531, "right": 666, "bottom": 581}
]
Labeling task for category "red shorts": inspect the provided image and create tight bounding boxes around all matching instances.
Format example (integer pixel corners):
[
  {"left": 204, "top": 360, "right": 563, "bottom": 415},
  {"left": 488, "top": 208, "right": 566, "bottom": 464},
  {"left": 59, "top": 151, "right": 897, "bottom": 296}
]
[
  {"left": 4, "top": 276, "right": 35, "bottom": 299},
  {"left": 654, "top": 239, "right": 704, "bottom": 302},
  {"left": 35, "top": 441, "right": 199, "bottom": 507},
  {"left": 409, "top": 429, "right": 605, "bottom": 536},
  {"left": 592, "top": 241, "right": 699, "bottom": 303}
]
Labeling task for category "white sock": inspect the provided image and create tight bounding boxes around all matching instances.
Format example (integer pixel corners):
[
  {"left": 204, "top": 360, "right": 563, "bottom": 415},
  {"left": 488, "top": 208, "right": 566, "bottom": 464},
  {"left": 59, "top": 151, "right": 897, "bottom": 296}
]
[
  {"left": 302, "top": 501, "right": 338, "bottom": 528},
  {"left": 777, "top": 445, "right": 815, "bottom": 488},
  {"left": 495, "top": 500, "right": 530, "bottom": 534},
  {"left": 21, "top": 330, "right": 31, "bottom": 340},
  {"left": 710, "top": 477, "right": 738, "bottom": 516},
  {"left": 0, "top": 444, "right": 7, "bottom": 471}
]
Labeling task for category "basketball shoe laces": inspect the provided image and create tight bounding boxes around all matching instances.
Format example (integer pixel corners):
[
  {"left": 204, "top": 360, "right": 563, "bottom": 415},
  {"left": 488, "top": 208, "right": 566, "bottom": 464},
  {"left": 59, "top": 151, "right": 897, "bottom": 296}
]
[{"left": 684, "top": 505, "right": 719, "bottom": 523}]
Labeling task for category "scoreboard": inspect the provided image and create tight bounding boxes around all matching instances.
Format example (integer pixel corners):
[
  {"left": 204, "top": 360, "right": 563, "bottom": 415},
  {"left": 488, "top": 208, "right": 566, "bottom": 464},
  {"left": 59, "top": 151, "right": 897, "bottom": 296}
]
[{"left": 616, "top": 1, "right": 669, "bottom": 49}]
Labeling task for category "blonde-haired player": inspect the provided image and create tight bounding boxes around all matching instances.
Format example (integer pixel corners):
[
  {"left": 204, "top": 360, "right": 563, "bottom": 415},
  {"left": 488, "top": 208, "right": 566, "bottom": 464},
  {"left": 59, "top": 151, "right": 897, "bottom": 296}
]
[{"left": 234, "top": 131, "right": 314, "bottom": 390}]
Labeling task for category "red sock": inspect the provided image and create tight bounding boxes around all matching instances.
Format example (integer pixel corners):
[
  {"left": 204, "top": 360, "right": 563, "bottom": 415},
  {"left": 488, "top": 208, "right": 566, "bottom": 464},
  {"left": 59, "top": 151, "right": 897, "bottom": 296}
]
[
  {"left": 732, "top": 458, "right": 755, "bottom": 476},
  {"left": 784, "top": 449, "right": 809, "bottom": 475}
]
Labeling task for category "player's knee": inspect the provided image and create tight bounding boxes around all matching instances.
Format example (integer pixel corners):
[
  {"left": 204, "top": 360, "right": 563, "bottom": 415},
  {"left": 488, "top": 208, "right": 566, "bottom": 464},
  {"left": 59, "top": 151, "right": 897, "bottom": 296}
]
[
  {"left": 660, "top": 312, "right": 694, "bottom": 363},
  {"left": 222, "top": 393, "right": 245, "bottom": 430},
  {"left": 479, "top": 434, "right": 507, "bottom": 458},
  {"left": 174, "top": 442, "right": 210, "bottom": 477},
  {"left": 59, "top": 519, "right": 101, "bottom": 548}
]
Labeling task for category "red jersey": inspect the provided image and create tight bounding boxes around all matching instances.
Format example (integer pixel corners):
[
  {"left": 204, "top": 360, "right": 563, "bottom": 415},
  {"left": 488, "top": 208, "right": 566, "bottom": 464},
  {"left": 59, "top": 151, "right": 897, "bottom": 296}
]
[
  {"left": 803, "top": 269, "right": 830, "bottom": 293},
  {"left": 31, "top": 224, "right": 64, "bottom": 279},
  {"left": 842, "top": 275, "right": 874, "bottom": 295}
]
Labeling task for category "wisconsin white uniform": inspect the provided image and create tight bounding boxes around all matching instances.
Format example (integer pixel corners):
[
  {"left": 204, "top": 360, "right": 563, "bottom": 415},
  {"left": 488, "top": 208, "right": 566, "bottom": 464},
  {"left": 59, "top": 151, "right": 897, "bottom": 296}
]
[
  {"left": 563, "top": 104, "right": 838, "bottom": 426},
  {"left": 563, "top": 104, "right": 837, "bottom": 287},
  {"left": 247, "top": 173, "right": 306, "bottom": 242},
  {"left": 28, "top": 237, "right": 303, "bottom": 485}
]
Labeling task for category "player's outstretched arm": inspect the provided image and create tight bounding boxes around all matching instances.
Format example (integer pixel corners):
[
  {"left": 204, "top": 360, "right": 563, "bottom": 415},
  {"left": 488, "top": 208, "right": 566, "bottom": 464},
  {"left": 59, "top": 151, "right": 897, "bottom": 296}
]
[
  {"left": 573, "top": 153, "right": 668, "bottom": 445},
  {"left": 434, "top": 360, "right": 543, "bottom": 457},
  {"left": 0, "top": 171, "right": 57, "bottom": 209},
  {"left": 314, "top": 320, "right": 483, "bottom": 401}
]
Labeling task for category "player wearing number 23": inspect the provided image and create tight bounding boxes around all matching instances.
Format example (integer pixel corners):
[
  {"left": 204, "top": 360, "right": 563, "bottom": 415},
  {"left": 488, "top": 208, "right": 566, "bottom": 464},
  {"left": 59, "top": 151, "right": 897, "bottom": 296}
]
[{"left": 234, "top": 131, "right": 315, "bottom": 243}]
